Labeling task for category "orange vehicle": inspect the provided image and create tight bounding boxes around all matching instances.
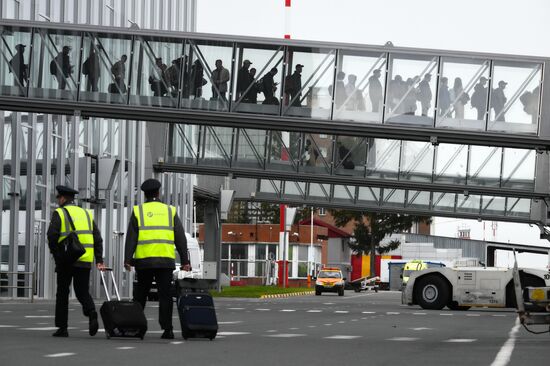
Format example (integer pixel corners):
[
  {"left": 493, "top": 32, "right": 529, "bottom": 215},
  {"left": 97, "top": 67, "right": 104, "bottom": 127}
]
[{"left": 315, "top": 267, "right": 345, "bottom": 296}]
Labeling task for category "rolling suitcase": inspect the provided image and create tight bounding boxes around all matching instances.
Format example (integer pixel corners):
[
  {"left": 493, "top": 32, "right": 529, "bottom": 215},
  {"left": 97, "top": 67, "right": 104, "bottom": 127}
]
[
  {"left": 177, "top": 279, "right": 218, "bottom": 340},
  {"left": 100, "top": 268, "right": 147, "bottom": 340}
]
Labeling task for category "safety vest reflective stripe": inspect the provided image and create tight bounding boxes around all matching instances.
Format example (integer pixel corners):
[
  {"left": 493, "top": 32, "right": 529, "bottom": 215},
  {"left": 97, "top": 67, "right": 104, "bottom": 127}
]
[
  {"left": 134, "top": 202, "right": 176, "bottom": 260},
  {"left": 56, "top": 205, "right": 95, "bottom": 263}
]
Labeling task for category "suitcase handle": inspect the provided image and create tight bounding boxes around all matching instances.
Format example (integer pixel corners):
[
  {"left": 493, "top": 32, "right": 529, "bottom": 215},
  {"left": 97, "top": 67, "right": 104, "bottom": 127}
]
[{"left": 100, "top": 268, "right": 121, "bottom": 301}]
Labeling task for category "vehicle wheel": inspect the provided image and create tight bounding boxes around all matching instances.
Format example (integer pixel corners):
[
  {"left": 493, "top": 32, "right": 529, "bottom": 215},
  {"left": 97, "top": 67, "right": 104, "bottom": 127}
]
[
  {"left": 338, "top": 288, "right": 344, "bottom": 296},
  {"left": 505, "top": 273, "right": 545, "bottom": 310},
  {"left": 315, "top": 289, "right": 322, "bottom": 296},
  {"left": 447, "top": 301, "right": 470, "bottom": 311},
  {"left": 415, "top": 275, "right": 449, "bottom": 310},
  {"left": 354, "top": 288, "right": 361, "bottom": 293}
]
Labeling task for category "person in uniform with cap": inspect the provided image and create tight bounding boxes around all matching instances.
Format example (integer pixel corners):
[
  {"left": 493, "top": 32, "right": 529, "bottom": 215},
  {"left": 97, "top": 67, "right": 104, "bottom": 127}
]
[
  {"left": 124, "top": 178, "right": 191, "bottom": 339},
  {"left": 285, "top": 64, "right": 304, "bottom": 107},
  {"left": 471, "top": 76, "right": 488, "bottom": 120},
  {"left": 491, "top": 80, "right": 508, "bottom": 121},
  {"left": 47, "top": 185, "right": 105, "bottom": 337}
]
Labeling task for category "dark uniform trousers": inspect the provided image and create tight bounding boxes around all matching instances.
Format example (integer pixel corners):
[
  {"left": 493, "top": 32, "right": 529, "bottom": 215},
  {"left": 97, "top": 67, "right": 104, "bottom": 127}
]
[
  {"left": 134, "top": 268, "right": 174, "bottom": 330},
  {"left": 55, "top": 266, "right": 96, "bottom": 328}
]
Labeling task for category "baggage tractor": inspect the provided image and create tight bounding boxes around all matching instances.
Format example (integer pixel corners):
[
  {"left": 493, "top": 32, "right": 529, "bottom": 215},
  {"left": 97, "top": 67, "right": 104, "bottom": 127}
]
[
  {"left": 99, "top": 268, "right": 147, "bottom": 340},
  {"left": 176, "top": 278, "right": 218, "bottom": 340}
]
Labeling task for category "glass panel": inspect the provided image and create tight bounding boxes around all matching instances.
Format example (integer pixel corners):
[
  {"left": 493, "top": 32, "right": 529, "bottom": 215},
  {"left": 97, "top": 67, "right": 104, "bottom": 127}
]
[
  {"left": 267, "top": 131, "right": 299, "bottom": 172},
  {"left": 29, "top": 29, "right": 81, "bottom": 100},
  {"left": 255, "top": 245, "right": 266, "bottom": 277},
  {"left": 300, "top": 133, "right": 331, "bottom": 175},
  {"left": 334, "top": 136, "right": 367, "bottom": 177},
  {"left": 333, "top": 51, "right": 386, "bottom": 123},
  {"left": 366, "top": 139, "right": 400, "bottom": 180},
  {"left": 456, "top": 194, "right": 481, "bottom": 214},
  {"left": 0, "top": 26, "right": 32, "bottom": 97},
  {"left": 234, "top": 128, "right": 266, "bottom": 169},
  {"left": 181, "top": 39, "right": 233, "bottom": 112},
  {"left": 230, "top": 244, "right": 248, "bottom": 277},
  {"left": 432, "top": 192, "right": 455, "bottom": 212},
  {"left": 129, "top": 36, "right": 183, "bottom": 108},
  {"left": 467, "top": 146, "right": 501, "bottom": 187},
  {"left": 506, "top": 198, "right": 530, "bottom": 217},
  {"left": 399, "top": 141, "right": 433, "bottom": 182},
  {"left": 501, "top": 148, "right": 535, "bottom": 190},
  {"left": 232, "top": 43, "right": 284, "bottom": 115},
  {"left": 198, "top": 126, "right": 232, "bottom": 167},
  {"left": 357, "top": 187, "right": 380, "bottom": 204},
  {"left": 434, "top": 143, "right": 467, "bottom": 185},
  {"left": 488, "top": 61, "right": 542, "bottom": 134},
  {"left": 78, "top": 32, "right": 132, "bottom": 104},
  {"left": 382, "top": 188, "right": 405, "bottom": 207},
  {"left": 284, "top": 181, "right": 305, "bottom": 198},
  {"left": 259, "top": 179, "right": 280, "bottom": 195},
  {"left": 282, "top": 46, "right": 336, "bottom": 119},
  {"left": 333, "top": 185, "right": 355, "bottom": 203},
  {"left": 385, "top": 54, "right": 438, "bottom": 126},
  {"left": 406, "top": 190, "right": 430, "bottom": 210},
  {"left": 436, "top": 57, "right": 490, "bottom": 131},
  {"left": 169, "top": 124, "right": 198, "bottom": 165},
  {"left": 481, "top": 196, "right": 506, "bottom": 216},
  {"left": 308, "top": 183, "right": 330, "bottom": 201}
]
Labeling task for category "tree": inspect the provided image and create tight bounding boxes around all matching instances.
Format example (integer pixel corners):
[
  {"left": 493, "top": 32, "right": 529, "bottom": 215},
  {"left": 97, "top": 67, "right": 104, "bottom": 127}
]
[{"left": 330, "top": 210, "right": 431, "bottom": 276}]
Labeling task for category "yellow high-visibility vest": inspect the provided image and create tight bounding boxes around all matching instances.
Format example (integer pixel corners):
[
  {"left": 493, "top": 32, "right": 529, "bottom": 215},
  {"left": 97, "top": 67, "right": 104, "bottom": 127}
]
[
  {"left": 56, "top": 205, "right": 94, "bottom": 263},
  {"left": 133, "top": 202, "right": 176, "bottom": 260}
]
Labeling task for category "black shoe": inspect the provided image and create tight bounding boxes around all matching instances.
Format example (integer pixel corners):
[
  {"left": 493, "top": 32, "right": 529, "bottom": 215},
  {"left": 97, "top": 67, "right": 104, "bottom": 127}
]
[
  {"left": 52, "top": 328, "right": 68, "bottom": 337},
  {"left": 89, "top": 311, "right": 99, "bottom": 336},
  {"left": 161, "top": 329, "right": 174, "bottom": 339}
]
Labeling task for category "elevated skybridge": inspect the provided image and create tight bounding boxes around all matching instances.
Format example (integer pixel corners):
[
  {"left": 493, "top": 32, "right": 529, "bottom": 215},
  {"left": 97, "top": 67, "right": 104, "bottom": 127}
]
[
  {"left": 2, "top": 20, "right": 550, "bottom": 224},
  {"left": 0, "top": 20, "right": 549, "bottom": 149}
]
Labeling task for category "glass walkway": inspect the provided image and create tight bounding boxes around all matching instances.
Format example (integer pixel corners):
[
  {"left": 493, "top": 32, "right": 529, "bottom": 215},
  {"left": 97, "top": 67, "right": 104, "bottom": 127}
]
[{"left": 2, "top": 20, "right": 550, "bottom": 224}]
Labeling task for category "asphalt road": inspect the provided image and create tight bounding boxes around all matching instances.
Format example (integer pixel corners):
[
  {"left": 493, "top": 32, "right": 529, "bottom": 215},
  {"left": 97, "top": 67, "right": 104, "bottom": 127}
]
[{"left": 1, "top": 291, "right": 549, "bottom": 366}]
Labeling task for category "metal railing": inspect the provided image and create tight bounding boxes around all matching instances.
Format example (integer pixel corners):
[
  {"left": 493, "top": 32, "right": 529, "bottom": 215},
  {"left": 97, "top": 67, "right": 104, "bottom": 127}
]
[{"left": 0, "top": 271, "right": 35, "bottom": 302}]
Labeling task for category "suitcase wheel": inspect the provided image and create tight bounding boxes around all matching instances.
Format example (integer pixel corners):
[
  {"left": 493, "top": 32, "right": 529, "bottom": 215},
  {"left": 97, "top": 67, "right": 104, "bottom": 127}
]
[{"left": 105, "top": 332, "right": 111, "bottom": 339}]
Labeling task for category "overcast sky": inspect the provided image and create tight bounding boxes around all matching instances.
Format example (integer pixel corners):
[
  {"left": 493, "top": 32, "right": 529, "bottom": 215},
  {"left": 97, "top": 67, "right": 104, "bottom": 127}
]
[{"left": 197, "top": 0, "right": 550, "bottom": 57}]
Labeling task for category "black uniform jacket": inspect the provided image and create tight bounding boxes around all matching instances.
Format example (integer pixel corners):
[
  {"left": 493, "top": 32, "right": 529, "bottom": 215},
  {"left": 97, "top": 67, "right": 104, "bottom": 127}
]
[
  {"left": 124, "top": 198, "right": 190, "bottom": 269},
  {"left": 47, "top": 202, "right": 104, "bottom": 270}
]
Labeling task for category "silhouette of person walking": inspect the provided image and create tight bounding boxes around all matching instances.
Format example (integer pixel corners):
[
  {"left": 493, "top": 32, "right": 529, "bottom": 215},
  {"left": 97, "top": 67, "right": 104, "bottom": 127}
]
[
  {"left": 491, "top": 80, "right": 507, "bottom": 121},
  {"left": 262, "top": 67, "right": 279, "bottom": 105},
  {"left": 369, "top": 69, "right": 383, "bottom": 113},
  {"left": 285, "top": 64, "right": 303, "bottom": 107},
  {"left": 438, "top": 77, "right": 451, "bottom": 116},
  {"left": 417, "top": 73, "right": 432, "bottom": 116},
  {"left": 211, "top": 59, "right": 230, "bottom": 101},
  {"left": 471, "top": 76, "right": 488, "bottom": 120},
  {"left": 9, "top": 44, "right": 28, "bottom": 89},
  {"left": 83, "top": 45, "right": 100, "bottom": 92},
  {"left": 449, "top": 77, "right": 469, "bottom": 119},
  {"left": 53, "top": 46, "right": 74, "bottom": 90}
]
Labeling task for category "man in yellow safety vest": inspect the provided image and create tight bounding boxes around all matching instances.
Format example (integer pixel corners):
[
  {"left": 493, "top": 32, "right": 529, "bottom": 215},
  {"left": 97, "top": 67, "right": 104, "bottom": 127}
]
[
  {"left": 47, "top": 185, "right": 105, "bottom": 337},
  {"left": 124, "top": 178, "right": 191, "bottom": 340}
]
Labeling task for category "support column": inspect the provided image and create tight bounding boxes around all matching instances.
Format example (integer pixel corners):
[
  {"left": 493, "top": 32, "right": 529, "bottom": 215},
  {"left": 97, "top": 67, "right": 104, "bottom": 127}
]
[
  {"left": 8, "top": 112, "right": 21, "bottom": 297},
  {"left": 203, "top": 200, "right": 221, "bottom": 290},
  {"left": 25, "top": 113, "right": 37, "bottom": 298}
]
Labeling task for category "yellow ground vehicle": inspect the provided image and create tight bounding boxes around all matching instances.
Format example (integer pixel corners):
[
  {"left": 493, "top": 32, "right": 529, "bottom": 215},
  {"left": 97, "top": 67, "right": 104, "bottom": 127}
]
[
  {"left": 402, "top": 260, "right": 428, "bottom": 285},
  {"left": 315, "top": 267, "right": 345, "bottom": 296}
]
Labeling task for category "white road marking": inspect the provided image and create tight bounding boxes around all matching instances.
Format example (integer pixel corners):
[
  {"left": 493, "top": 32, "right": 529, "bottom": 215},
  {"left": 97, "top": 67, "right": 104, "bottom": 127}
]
[
  {"left": 37, "top": 323, "right": 49, "bottom": 325},
  {"left": 308, "top": 325, "right": 317, "bottom": 328},
  {"left": 265, "top": 333, "right": 306, "bottom": 338},
  {"left": 439, "top": 313, "right": 453, "bottom": 316},
  {"left": 20, "top": 327, "right": 76, "bottom": 331},
  {"left": 351, "top": 319, "right": 358, "bottom": 322},
  {"left": 37, "top": 310, "right": 48, "bottom": 312},
  {"left": 445, "top": 339, "right": 477, "bottom": 343},
  {"left": 147, "top": 317, "right": 154, "bottom": 321},
  {"left": 386, "top": 312, "right": 400, "bottom": 315},
  {"left": 324, "top": 323, "right": 333, "bottom": 326},
  {"left": 280, "top": 309, "right": 296, "bottom": 312},
  {"left": 24, "top": 315, "right": 54, "bottom": 318},
  {"left": 44, "top": 353, "right": 76, "bottom": 358},
  {"left": 217, "top": 332, "right": 251, "bottom": 336},
  {"left": 410, "top": 327, "right": 432, "bottom": 331},
  {"left": 265, "top": 330, "right": 277, "bottom": 332},
  {"left": 490, "top": 318, "right": 521, "bottom": 366},
  {"left": 171, "top": 341, "right": 184, "bottom": 345},
  {"left": 492, "top": 314, "right": 507, "bottom": 317},
  {"left": 325, "top": 335, "right": 362, "bottom": 339},
  {"left": 218, "top": 321, "right": 242, "bottom": 325},
  {"left": 0, "top": 325, "right": 18, "bottom": 328},
  {"left": 466, "top": 314, "right": 481, "bottom": 317},
  {"left": 323, "top": 303, "right": 334, "bottom": 305},
  {"left": 79, "top": 329, "right": 105, "bottom": 332},
  {"left": 387, "top": 337, "right": 419, "bottom": 341},
  {"left": 116, "top": 347, "right": 135, "bottom": 350},
  {"left": 361, "top": 311, "right": 376, "bottom": 314},
  {"left": 337, "top": 321, "right": 346, "bottom": 324},
  {"left": 228, "top": 308, "right": 245, "bottom": 310},
  {"left": 289, "top": 327, "right": 299, "bottom": 330},
  {"left": 2, "top": 311, "right": 13, "bottom": 313},
  {"left": 307, "top": 310, "right": 322, "bottom": 313},
  {"left": 412, "top": 312, "right": 427, "bottom": 315},
  {"left": 334, "top": 311, "right": 349, "bottom": 314},
  {"left": 255, "top": 309, "right": 271, "bottom": 311}
]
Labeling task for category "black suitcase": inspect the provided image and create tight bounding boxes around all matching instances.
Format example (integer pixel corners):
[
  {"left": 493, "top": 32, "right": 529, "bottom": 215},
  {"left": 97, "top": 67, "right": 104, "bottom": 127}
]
[
  {"left": 177, "top": 279, "right": 218, "bottom": 340},
  {"left": 99, "top": 269, "right": 147, "bottom": 340}
]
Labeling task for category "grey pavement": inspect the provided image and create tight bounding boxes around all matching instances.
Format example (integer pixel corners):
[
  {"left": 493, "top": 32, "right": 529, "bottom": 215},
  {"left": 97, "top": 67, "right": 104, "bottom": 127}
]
[{"left": 0, "top": 291, "right": 549, "bottom": 366}]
